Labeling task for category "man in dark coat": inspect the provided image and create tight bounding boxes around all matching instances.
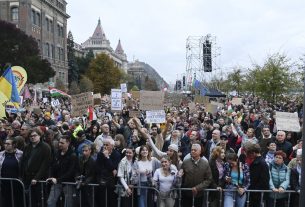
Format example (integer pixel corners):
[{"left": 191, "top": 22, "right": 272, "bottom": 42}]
[{"left": 247, "top": 144, "right": 270, "bottom": 207}]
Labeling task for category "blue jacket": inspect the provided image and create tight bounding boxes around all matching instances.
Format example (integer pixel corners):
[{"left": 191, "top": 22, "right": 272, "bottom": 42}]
[{"left": 268, "top": 161, "right": 290, "bottom": 199}]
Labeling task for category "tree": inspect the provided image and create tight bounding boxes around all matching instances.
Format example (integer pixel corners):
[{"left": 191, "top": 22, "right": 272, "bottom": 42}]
[
  {"left": 55, "top": 78, "right": 66, "bottom": 92},
  {"left": 76, "top": 50, "right": 94, "bottom": 76},
  {"left": 144, "top": 75, "right": 159, "bottom": 91},
  {"left": 226, "top": 68, "right": 244, "bottom": 96},
  {"left": 243, "top": 67, "right": 261, "bottom": 96},
  {"left": 254, "top": 54, "right": 294, "bottom": 103},
  {"left": 69, "top": 81, "right": 80, "bottom": 94},
  {"left": 0, "top": 20, "right": 55, "bottom": 83},
  {"left": 86, "top": 53, "right": 124, "bottom": 94},
  {"left": 79, "top": 75, "right": 94, "bottom": 92},
  {"left": 67, "top": 31, "right": 79, "bottom": 85}
]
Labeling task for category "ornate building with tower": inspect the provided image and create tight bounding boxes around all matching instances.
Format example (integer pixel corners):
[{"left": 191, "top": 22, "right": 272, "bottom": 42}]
[
  {"left": 79, "top": 19, "right": 128, "bottom": 72},
  {"left": 0, "top": 0, "right": 70, "bottom": 85}
]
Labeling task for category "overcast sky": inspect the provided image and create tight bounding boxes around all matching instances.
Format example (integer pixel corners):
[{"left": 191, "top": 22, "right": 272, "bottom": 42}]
[{"left": 67, "top": 0, "right": 305, "bottom": 84}]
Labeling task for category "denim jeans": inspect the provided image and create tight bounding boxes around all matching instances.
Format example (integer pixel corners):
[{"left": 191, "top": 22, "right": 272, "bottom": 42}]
[
  {"left": 224, "top": 185, "right": 246, "bottom": 207},
  {"left": 138, "top": 182, "right": 148, "bottom": 207},
  {"left": 47, "top": 184, "right": 74, "bottom": 207}
]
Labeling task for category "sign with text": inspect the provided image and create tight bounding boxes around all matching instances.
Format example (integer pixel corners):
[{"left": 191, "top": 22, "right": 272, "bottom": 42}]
[
  {"left": 120, "top": 83, "right": 127, "bottom": 93},
  {"left": 51, "top": 99, "right": 60, "bottom": 107},
  {"left": 211, "top": 101, "right": 224, "bottom": 108},
  {"left": 231, "top": 98, "right": 243, "bottom": 105},
  {"left": 140, "top": 91, "right": 164, "bottom": 110},
  {"left": 276, "top": 111, "right": 301, "bottom": 132},
  {"left": 111, "top": 89, "right": 122, "bottom": 111},
  {"left": 71, "top": 92, "right": 94, "bottom": 117},
  {"left": 146, "top": 110, "right": 166, "bottom": 123}
]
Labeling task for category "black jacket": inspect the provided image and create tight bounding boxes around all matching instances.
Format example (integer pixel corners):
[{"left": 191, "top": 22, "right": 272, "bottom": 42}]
[
  {"left": 50, "top": 147, "right": 79, "bottom": 183},
  {"left": 249, "top": 156, "right": 270, "bottom": 190},
  {"left": 21, "top": 141, "right": 51, "bottom": 186},
  {"left": 79, "top": 156, "right": 95, "bottom": 184}
]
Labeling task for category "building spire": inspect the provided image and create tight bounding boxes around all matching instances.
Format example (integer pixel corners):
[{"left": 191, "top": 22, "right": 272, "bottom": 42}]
[
  {"left": 92, "top": 18, "right": 106, "bottom": 39},
  {"left": 115, "top": 39, "right": 124, "bottom": 54}
]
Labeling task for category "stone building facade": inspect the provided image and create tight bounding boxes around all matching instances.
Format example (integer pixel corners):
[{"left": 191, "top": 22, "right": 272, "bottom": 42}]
[
  {"left": 0, "top": 0, "right": 69, "bottom": 85},
  {"left": 79, "top": 19, "right": 128, "bottom": 72}
]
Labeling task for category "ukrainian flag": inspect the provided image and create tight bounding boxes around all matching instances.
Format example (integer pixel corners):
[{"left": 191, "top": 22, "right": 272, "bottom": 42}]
[{"left": 0, "top": 67, "right": 20, "bottom": 106}]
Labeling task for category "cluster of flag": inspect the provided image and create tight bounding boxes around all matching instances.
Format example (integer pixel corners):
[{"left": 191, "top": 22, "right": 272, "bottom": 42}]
[{"left": 192, "top": 79, "right": 209, "bottom": 96}]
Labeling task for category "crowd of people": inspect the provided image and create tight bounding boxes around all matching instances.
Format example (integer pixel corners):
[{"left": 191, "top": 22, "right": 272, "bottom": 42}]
[{"left": 0, "top": 94, "right": 303, "bottom": 207}]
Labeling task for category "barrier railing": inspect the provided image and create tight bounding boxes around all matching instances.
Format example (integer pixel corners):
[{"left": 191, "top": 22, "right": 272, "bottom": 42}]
[
  {"left": 0, "top": 177, "right": 27, "bottom": 207},
  {"left": 0, "top": 178, "right": 300, "bottom": 207}
]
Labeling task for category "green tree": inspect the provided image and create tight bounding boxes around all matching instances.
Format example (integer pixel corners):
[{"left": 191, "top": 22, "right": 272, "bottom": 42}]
[
  {"left": 254, "top": 54, "right": 294, "bottom": 102},
  {"left": 79, "top": 75, "right": 94, "bottom": 92},
  {"left": 69, "top": 81, "right": 80, "bottom": 94},
  {"left": 226, "top": 68, "right": 244, "bottom": 96},
  {"left": 244, "top": 67, "right": 261, "bottom": 95},
  {"left": 67, "top": 31, "right": 79, "bottom": 85},
  {"left": 76, "top": 50, "right": 94, "bottom": 76},
  {"left": 86, "top": 53, "right": 124, "bottom": 94},
  {"left": 0, "top": 20, "right": 55, "bottom": 83}
]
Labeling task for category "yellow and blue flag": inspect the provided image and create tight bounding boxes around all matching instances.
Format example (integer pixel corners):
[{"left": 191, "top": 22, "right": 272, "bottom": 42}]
[{"left": 0, "top": 67, "right": 20, "bottom": 106}]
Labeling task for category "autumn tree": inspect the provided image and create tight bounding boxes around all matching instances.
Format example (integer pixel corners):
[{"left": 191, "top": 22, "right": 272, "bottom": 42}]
[
  {"left": 226, "top": 68, "right": 244, "bottom": 96},
  {"left": 0, "top": 20, "right": 55, "bottom": 83},
  {"left": 76, "top": 50, "right": 94, "bottom": 76},
  {"left": 69, "top": 81, "right": 80, "bottom": 94},
  {"left": 86, "top": 53, "right": 124, "bottom": 94}
]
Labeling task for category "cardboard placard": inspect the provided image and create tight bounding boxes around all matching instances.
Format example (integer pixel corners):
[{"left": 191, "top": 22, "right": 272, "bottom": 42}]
[
  {"left": 276, "top": 111, "right": 301, "bottom": 132},
  {"left": 139, "top": 91, "right": 164, "bottom": 110},
  {"left": 129, "top": 110, "right": 142, "bottom": 118},
  {"left": 194, "top": 96, "right": 209, "bottom": 104},
  {"left": 210, "top": 101, "right": 224, "bottom": 108},
  {"left": 205, "top": 103, "right": 218, "bottom": 114},
  {"left": 130, "top": 91, "right": 140, "bottom": 100},
  {"left": 146, "top": 110, "right": 166, "bottom": 123},
  {"left": 71, "top": 92, "right": 94, "bottom": 117},
  {"left": 231, "top": 98, "right": 243, "bottom": 105},
  {"left": 188, "top": 102, "right": 196, "bottom": 114}
]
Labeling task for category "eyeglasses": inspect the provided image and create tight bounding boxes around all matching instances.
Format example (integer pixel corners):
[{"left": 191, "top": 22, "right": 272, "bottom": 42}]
[{"left": 30, "top": 134, "right": 38, "bottom": 138}]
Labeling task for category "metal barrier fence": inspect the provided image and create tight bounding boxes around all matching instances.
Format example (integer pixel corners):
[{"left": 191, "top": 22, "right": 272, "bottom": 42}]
[{"left": 0, "top": 178, "right": 300, "bottom": 207}]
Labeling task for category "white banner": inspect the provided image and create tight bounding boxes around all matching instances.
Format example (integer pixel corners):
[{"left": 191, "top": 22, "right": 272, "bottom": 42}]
[
  {"left": 276, "top": 111, "right": 301, "bottom": 132},
  {"left": 111, "top": 89, "right": 122, "bottom": 111},
  {"left": 146, "top": 110, "right": 166, "bottom": 123}
]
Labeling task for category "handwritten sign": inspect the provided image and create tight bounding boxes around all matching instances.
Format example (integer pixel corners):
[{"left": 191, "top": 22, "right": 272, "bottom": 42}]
[
  {"left": 111, "top": 89, "right": 122, "bottom": 111},
  {"left": 206, "top": 103, "right": 218, "bottom": 114},
  {"left": 120, "top": 83, "right": 127, "bottom": 93},
  {"left": 276, "top": 111, "right": 301, "bottom": 132},
  {"left": 71, "top": 92, "right": 94, "bottom": 117},
  {"left": 129, "top": 110, "right": 142, "bottom": 118},
  {"left": 146, "top": 110, "right": 166, "bottom": 123},
  {"left": 140, "top": 91, "right": 164, "bottom": 110}
]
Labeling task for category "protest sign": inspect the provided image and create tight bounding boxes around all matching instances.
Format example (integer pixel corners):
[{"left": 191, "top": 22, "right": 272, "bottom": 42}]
[
  {"left": 188, "top": 102, "right": 196, "bottom": 114},
  {"left": 164, "top": 92, "right": 182, "bottom": 107},
  {"left": 231, "top": 98, "right": 243, "bottom": 105},
  {"left": 211, "top": 101, "right": 224, "bottom": 108},
  {"left": 43, "top": 97, "right": 48, "bottom": 103},
  {"left": 146, "top": 110, "right": 166, "bottom": 123},
  {"left": 93, "top": 93, "right": 102, "bottom": 105},
  {"left": 120, "top": 83, "right": 127, "bottom": 93},
  {"left": 51, "top": 99, "right": 60, "bottom": 107},
  {"left": 111, "top": 89, "right": 122, "bottom": 111},
  {"left": 139, "top": 91, "right": 164, "bottom": 110},
  {"left": 276, "top": 111, "right": 301, "bottom": 132},
  {"left": 71, "top": 92, "right": 94, "bottom": 117},
  {"left": 206, "top": 103, "right": 218, "bottom": 114},
  {"left": 130, "top": 91, "right": 140, "bottom": 100},
  {"left": 194, "top": 96, "right": 209, "bottom": 104},
  {"left": 129, "top": 110, "right": 142, "bottom": 118}
]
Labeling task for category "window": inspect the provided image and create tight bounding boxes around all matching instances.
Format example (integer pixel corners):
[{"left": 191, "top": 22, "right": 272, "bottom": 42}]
[
  {"left": 57, "top": 24, "right": 60, "bottom": 36},
  {"left": 36, "top": 12, "right": 41, "bottom": 26},
  {"left": 45, "top": 18, "right": 49, "bottom": 31},
  {"left": 50, "top": 20, "right": 53, "bottom": 33},
  {"left": 31, "top": 10, "right": 36, "bottom": 24},
  {"left": 51, "top": 44, "right": 55, "bottom": 58},
  {"left": 11, "top": 7, "right": 19, "bottom": 21},
  {"left": 56, "top": 47, "right": 60, "bottom": 60},
  {"left": 60, "top": 48, "right": 64, "bottom": 60},
  {"left": 45, "top": 43, "right": 50, "bottom": 57}
]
